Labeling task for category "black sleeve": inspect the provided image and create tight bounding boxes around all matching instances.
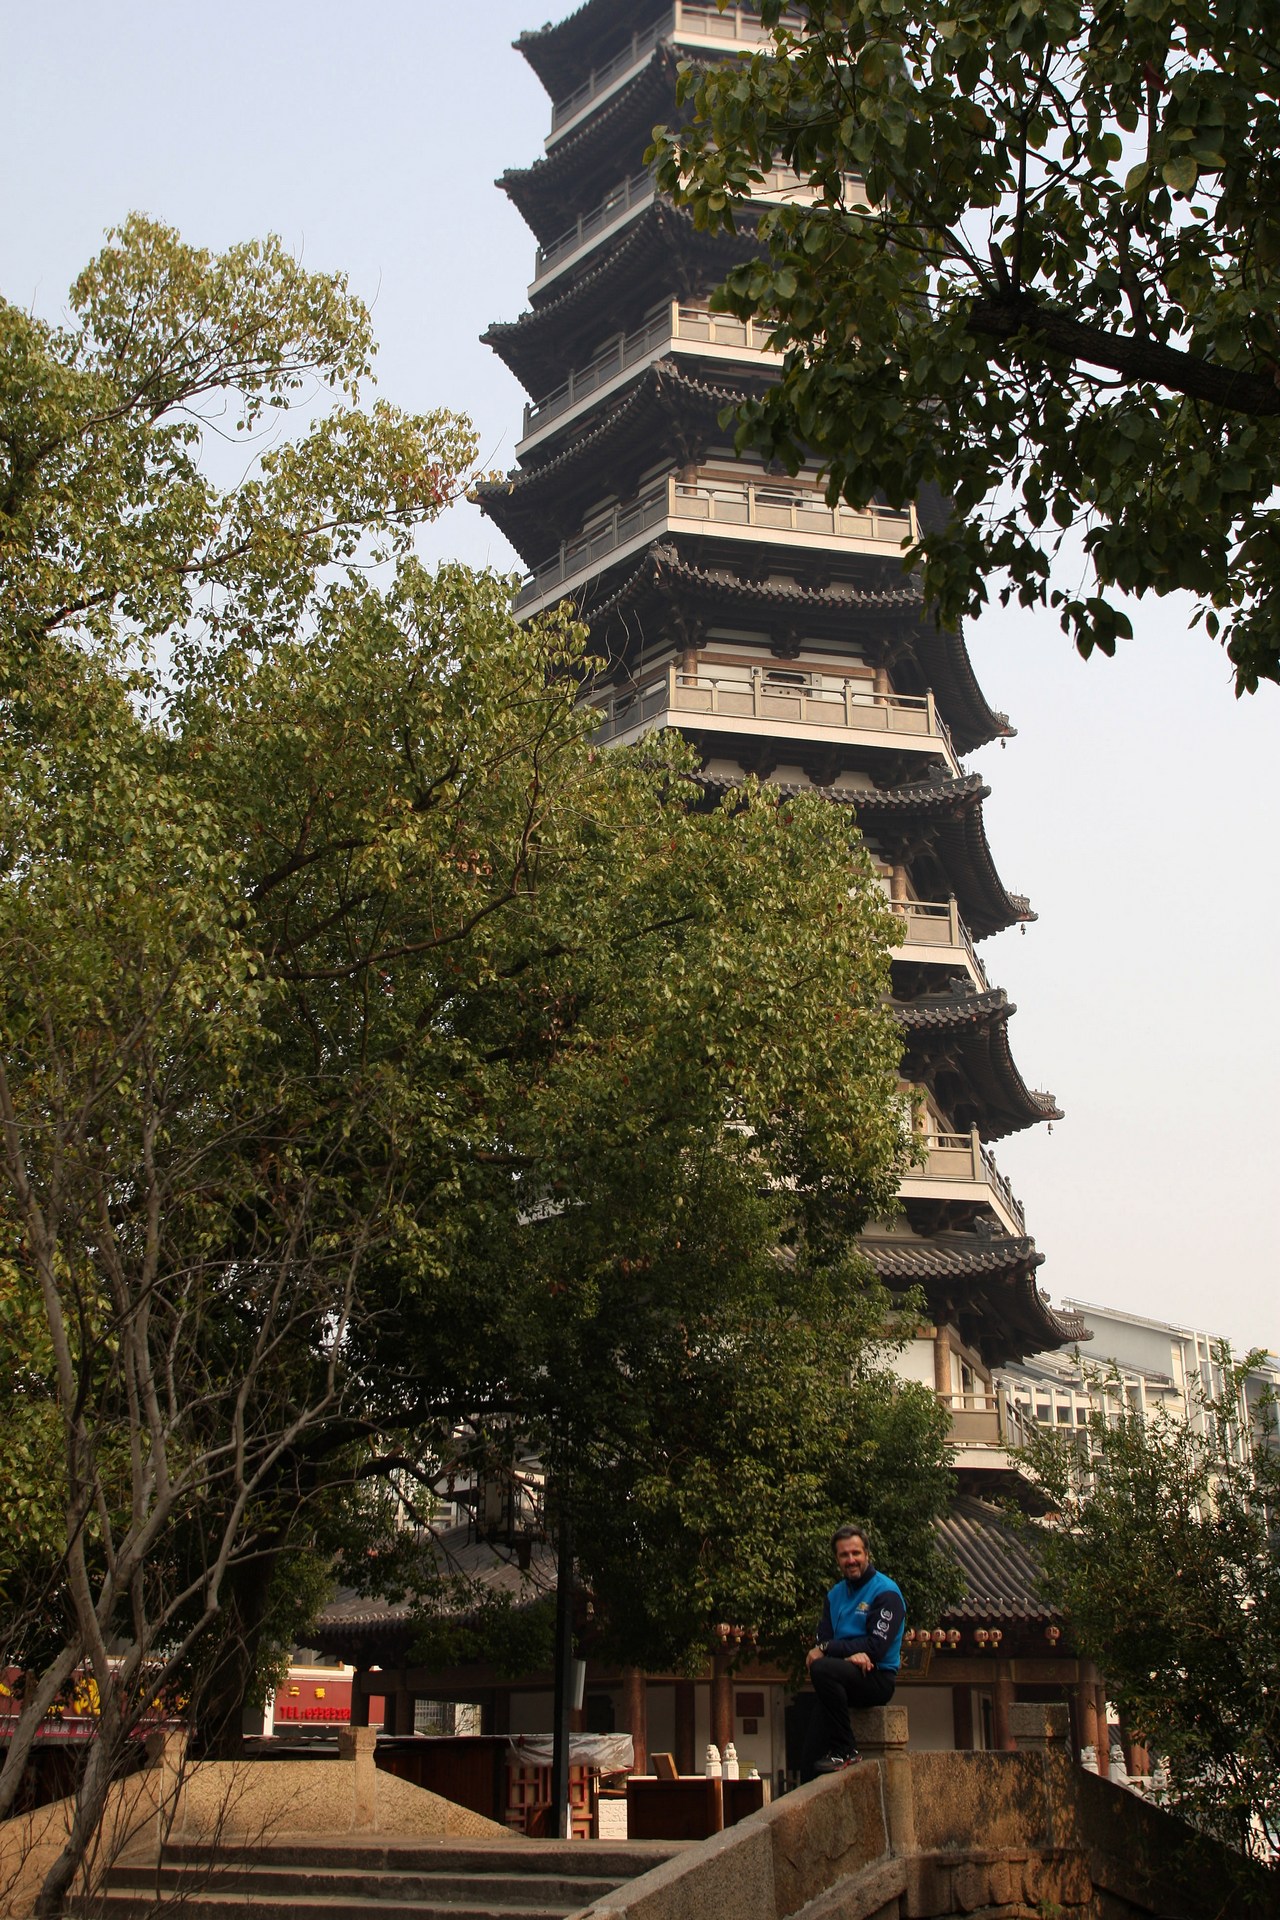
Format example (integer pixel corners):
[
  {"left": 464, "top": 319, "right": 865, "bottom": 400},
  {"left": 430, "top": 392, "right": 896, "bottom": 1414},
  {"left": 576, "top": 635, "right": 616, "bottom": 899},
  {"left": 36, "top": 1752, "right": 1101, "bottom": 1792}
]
[
  {"left": 816, "top": 1595, "right": 834, "bottom": 1646},
  {"left": 865, "top": 1590, "right": 905, "bottom": 1663}
]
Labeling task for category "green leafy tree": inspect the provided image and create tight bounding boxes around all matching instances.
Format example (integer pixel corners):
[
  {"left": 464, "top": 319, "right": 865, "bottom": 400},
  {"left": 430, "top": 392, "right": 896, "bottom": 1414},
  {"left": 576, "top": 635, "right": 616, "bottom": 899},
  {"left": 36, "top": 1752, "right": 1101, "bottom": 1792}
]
[
  {"left": 2, "top": 219, "right": 949, "bottom": 1912},
  {"left": 652, "top": 0, "right": 1280, "bottom": 692},
  {"left": 1023, "top": 1361, "right": 1280, "bottom": 1867}
]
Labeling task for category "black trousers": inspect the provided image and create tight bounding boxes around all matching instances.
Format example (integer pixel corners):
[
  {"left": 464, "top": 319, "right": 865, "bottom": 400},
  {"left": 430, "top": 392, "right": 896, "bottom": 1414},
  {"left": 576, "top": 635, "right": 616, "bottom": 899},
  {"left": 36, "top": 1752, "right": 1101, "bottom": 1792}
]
[{"left": 801, "top": 1658, "right": 896, "bottom": 1778}]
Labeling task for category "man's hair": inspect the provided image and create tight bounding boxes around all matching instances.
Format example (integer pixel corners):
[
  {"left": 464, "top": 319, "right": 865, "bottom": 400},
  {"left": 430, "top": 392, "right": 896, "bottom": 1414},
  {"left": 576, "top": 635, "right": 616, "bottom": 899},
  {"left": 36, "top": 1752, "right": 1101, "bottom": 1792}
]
[{"left": 831, "top": 1524, "right": 872, "bottom": 1555}]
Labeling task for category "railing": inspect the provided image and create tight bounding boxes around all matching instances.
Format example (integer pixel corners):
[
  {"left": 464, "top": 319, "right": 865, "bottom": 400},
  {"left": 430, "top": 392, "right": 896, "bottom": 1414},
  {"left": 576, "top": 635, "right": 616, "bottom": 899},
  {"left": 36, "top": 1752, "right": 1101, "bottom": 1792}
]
[
  {"left": 676, "top": 0, "right": 809, "bottom": 40},
  {"left": 517, "top": 475, "right": 916, "bottom": 608},
  {"left": 905, "top": 1131, "right": 1026, "bottom": 1233},
  {"left": 532, "top": 164, "right": 831, "bottom": 284},
  {"left": 535, "top": 168, "right": 655, "bottom": 280},
  {"left": 551, "top": 16, "right": 670, "bottom": 130},
  {"left": 672, "top": 475, "right": 911, "bottom": 541},
  {"left": 942, "top": 1390, "right": 1035, "bottom": 1450},
  {"left": 519, "top": 483, "right": 671, "bottom": 606},
  {"left": 548, "top": 4, "right": 811, "bottom": 136},
  {"left": 981, "top": 1144, "right": 1026, "bottom": 1234},
  {"left": 522, "top": 303, "right": 777, "bottom": 439},
  {"left": 890, "top": 898, "right": 989, "bottom": 987},
  {"left": 586, "top": 665, "right": 953, "bottom": 756}
]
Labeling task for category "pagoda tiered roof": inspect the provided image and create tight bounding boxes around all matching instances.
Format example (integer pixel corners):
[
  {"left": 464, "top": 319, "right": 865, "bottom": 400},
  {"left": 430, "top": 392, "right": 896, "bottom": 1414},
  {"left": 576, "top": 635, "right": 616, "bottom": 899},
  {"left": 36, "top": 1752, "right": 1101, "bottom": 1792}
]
[
  {"left": 694, "top": 771, "right": 1030, "bottom": 938},
  {"left": 864, "top": 1232, "right": 1085, "bottom": 1364},
  {"left": 478, "top": 363, "right": 774, "bottom": 563},
  {"left": 584, "top": 548, "right": 1011, "bottom": 753},
  {"left": 483, "top": 205, "right": 756, "bottom": 395},
  {"left": 896, "top": 986, "right": 1061, "bottom": 1139},
  {"left": 515, "top": 0, "right": 668, "bottom": 99},
  {"left": 851, "top": 776, "right": 1032, "bottom": 936},
  {"left": 499, "top": 50, "right": 679, "bottom": 242}
]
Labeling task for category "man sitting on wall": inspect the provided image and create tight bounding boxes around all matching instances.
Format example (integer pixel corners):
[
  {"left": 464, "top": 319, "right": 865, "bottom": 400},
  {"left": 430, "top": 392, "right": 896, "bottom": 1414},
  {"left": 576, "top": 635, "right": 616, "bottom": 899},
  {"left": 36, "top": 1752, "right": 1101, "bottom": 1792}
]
[{"left": 803, "top": 1524, "right": 905, "bottom": 1776}]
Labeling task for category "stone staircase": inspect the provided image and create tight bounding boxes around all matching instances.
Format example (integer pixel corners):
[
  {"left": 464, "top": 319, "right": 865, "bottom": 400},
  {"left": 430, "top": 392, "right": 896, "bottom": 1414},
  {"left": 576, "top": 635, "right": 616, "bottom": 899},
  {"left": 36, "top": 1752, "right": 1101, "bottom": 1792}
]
[{"left": 91, "top": 1836, "right": 685, "bottom": 1920}]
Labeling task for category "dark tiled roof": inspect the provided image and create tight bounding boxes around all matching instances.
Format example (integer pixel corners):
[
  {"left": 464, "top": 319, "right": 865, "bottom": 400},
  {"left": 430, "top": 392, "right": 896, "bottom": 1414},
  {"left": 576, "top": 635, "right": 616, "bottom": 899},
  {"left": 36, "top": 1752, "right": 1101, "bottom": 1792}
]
[
  {"left": 312, "top": 1526, "right": 556, "bottom": 1656},
  {"left": 937, "top": 1496, "right": 1062, "bottom": 1623},
  {"left": 896, "top": 988, "right": 1061, "bottom": 1136},
  {"left": 483, "top": 205, "right": 754, "bottom": 396},
  {"left": 866, "top": 1231, "right": 1042, "bottom": 1282},
  {"left": 478, "top": 363, "right": 769, "bottom": 563},
  {"left": 853, "top": 780, "right": 1033, "bottom": 935},
  {"left": 516, "top": 0, "right": 669, "bottom": 99},
  {"left": 590, "top": 545, "right": 924, "bottom": 625},
  {"left": 694, "top": 771, "right": 1032, "bottom": 943},
  {"left": 897, "top": 985, "right": 1011, "bottom": 1033},
  {"left": 499, "top": 51, "right": 678, "bottom": 242},
  {"left": 863, "top": 1232, "right": 1086, "bottom": 1359}
]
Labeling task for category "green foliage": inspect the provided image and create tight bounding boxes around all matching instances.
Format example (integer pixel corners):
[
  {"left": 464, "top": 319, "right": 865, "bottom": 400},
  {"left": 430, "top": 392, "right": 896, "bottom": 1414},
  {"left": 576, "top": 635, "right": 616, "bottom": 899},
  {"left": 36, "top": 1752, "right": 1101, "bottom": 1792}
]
[
  {"left": 651, "top": 0, "right": 1280, "bottom": 691},
  {"left": 1023, "top": 1362, "right": 1280, "bottom": 1865},
  {"left": 409, "top": 1592, "right": 558, "bottom": 1683},
  {"left": 0, "top": 220, "right": 954, "bottom": 1864}
]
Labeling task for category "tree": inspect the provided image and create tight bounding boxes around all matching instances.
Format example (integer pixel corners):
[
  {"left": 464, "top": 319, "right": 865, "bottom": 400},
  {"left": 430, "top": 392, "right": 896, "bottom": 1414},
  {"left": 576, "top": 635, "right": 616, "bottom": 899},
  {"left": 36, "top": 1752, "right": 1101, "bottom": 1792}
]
[
  {"left": 2, "top": 219, "right": 954, "bottom": 1909},
  {"left": 1023, "top": 1362, "right": 1280, "bottom": 1867},
  {"left": 651, "top": 0, "right": 1280, "bottom": 693},
  {"left": 0, "top": 212, "right": 480, "bottom": 1907}
]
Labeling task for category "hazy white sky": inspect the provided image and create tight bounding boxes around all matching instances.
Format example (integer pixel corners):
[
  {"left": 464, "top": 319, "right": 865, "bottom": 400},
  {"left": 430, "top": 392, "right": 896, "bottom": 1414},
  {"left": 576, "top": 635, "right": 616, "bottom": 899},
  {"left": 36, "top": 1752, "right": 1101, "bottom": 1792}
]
[{"left": 5, "top": 0, "right": 1277, "bottom": 1354}]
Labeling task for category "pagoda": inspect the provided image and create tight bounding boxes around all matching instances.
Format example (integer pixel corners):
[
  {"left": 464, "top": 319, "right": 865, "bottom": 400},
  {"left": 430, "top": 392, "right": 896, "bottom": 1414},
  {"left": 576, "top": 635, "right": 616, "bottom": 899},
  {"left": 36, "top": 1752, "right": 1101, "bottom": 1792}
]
[
  {"left": 463, "top": 0, "right": 1092, "bottom": 1766},
  {"left": 482, "top": 0, "right": 1081, "bottom": 1420}
]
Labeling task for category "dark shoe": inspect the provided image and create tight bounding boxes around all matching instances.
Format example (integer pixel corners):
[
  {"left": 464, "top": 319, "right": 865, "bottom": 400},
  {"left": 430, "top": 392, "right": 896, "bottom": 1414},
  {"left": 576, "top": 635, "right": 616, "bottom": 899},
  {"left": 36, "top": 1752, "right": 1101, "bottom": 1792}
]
[{"left": 814, "top": 1749, "right": 861, "bottom": 1772}]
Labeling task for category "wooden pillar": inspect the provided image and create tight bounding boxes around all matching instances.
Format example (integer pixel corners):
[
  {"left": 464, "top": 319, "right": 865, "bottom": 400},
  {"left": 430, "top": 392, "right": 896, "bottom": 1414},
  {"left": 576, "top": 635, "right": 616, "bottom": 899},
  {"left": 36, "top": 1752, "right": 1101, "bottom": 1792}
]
[
  {"left": 622, "top": 1669, "right": 648, "bottom": 1775},
  {"left": 991, "top": 1664, "right": 1016, "bottom": 1752},
  {"left": 951, "top": 1684, "right": 974, "bottom": 1752},
  {"left": 382, "top": 1677, "right": 413, "bottom": 1736},
  {"left": 1093, "top": 1681, "right": 1110, "bottom": 1765},
  {"left": 674, "top": 1680, "right": 697, "bottom": 1775},
  {"left": 933, "top": 1329, "right": 952, "bottom": 1398},
  {"left": 1076, "top": 1660, "right": 1100, "bottom": 1760},
  {"left": 350, "top": 1670, "right": 371, "bottom": 1728}
]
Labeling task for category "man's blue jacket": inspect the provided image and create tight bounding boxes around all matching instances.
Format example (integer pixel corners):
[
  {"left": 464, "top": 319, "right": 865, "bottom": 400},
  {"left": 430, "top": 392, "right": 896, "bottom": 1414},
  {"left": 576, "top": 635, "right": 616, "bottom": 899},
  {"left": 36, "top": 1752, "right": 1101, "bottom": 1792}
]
[{"left": 816, "top": 1566, "right": 906, "bottom": 1673}]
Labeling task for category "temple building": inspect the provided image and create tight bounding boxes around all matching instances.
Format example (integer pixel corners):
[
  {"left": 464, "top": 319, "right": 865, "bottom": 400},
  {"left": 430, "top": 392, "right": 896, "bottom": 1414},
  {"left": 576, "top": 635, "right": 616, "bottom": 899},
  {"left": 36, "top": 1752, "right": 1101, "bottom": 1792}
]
[{"left": 314, "top": 0, "right": 1101, "bottom": 1788}]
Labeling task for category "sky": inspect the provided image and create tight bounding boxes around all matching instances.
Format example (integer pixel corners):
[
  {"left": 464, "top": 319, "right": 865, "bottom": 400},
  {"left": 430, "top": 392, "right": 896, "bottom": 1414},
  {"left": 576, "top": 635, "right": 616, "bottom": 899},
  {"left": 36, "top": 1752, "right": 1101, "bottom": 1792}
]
[{"left": 4, "top": 0, "right": 1277, "bottom": 1356}]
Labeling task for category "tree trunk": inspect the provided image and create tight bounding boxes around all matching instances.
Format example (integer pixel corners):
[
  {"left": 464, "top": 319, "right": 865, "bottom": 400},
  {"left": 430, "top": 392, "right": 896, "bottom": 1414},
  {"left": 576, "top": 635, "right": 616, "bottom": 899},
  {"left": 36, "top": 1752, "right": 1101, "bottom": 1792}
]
[{"left": 189, "top": 1551, "right": 282, "bottom": 1761}]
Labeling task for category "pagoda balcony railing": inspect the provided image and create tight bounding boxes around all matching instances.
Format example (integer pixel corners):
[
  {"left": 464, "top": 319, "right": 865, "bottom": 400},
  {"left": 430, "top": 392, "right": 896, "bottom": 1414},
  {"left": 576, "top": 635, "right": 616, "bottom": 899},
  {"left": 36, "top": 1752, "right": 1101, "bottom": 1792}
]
[
  {"left": 549, "top": 4, "right": 810, "bottom": 141},
  {"left": 902, "top": 1130, "right": 1026, "bottom": 1235},
  {"left": 890, "top": 897, "right": 989, "bottom": 989},
  {"left": 942, "top": 1388, "right": 1034, "bottom": 1451},
  {"left": 587, "top": 665, "right": 959, "bottom": 765},
  {"left": 532, "top": 164, "right": 830, "bottom": 286},
  {"left": 517, "top": 475, "right": 916, "bottom": 611},
  {"left": 522, "top": 302, "right": 777, "bottom": 441},
  {"left": 534, "top": 167, "right": 656, "bottom": 282}
]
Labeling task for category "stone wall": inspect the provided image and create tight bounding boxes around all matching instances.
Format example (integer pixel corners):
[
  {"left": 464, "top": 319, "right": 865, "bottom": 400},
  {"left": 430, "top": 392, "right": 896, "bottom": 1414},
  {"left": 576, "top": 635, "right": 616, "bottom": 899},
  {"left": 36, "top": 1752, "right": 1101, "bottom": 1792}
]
[
  {"left": 0, "top": 1726, "right": 510, "bottom": 1919},
  {"left": 570, "top": 1705, "right": 1277, "bottom": 1920}
]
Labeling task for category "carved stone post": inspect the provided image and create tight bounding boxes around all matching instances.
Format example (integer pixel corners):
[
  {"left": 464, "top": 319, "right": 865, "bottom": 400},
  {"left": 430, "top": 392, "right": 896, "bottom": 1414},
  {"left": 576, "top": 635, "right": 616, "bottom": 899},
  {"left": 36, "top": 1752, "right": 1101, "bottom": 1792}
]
[
  {"left": 851, "top": 1705, "right": 914, "bottom": 1853},
  {"left": 338, "top": 1724, "right": 378, "bottom": 1829}
]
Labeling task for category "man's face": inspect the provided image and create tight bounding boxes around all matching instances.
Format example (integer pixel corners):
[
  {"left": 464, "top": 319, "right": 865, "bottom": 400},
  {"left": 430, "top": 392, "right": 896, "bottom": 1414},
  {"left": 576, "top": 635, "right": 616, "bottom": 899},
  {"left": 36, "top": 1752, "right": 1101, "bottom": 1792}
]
[{"left": 835, "top": 1534, "right": 870, "bottom": 1582}]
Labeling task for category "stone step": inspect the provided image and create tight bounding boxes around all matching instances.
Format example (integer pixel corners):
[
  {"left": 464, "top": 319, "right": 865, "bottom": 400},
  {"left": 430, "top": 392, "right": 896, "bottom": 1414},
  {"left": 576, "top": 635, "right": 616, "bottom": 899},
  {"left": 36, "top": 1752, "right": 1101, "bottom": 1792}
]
[
  {"left": 104, "top": 1865, "right": 625, "bottom": 1906},
  {"left": 89, "top": 1898, "right": 588, "bottom": 1920},
  {"left": 155, "top": 1839, "right": 681, "bottom": 1878}
]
